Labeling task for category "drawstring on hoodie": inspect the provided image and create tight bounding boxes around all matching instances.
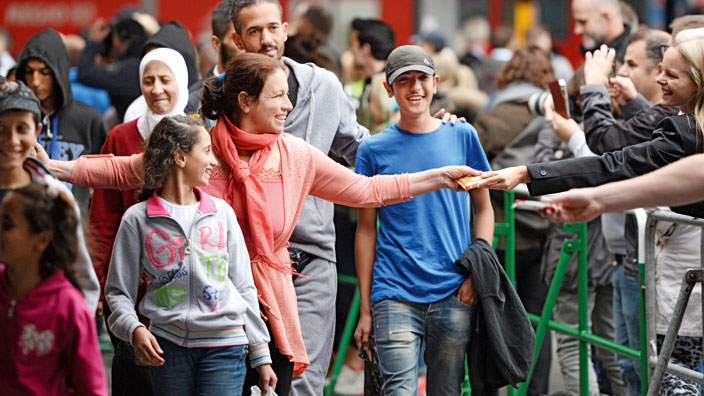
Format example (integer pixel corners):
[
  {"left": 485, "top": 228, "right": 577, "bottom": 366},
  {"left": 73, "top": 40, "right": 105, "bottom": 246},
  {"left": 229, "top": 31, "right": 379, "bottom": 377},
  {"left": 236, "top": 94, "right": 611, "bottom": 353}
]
[
  {"left": 38, "top": 115, "right": 59, "bottom": 159},
  {"left": 305, "top": 90, "right": 315, "bottom": 143}
]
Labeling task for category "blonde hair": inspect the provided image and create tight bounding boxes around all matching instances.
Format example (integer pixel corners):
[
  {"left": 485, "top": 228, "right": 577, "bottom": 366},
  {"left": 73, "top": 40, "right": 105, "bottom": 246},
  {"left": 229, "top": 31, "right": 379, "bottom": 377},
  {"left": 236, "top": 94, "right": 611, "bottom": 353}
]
[{"left": 673, "top": 28, "right": 704, "bottom": 135}]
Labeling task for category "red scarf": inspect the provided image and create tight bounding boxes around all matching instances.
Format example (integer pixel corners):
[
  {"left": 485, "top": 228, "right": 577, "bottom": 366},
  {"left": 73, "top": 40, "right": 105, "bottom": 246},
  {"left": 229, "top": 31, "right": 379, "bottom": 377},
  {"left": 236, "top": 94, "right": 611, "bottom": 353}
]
[{"left": 211, "top": 116, "right": 292, "bottom": 273}]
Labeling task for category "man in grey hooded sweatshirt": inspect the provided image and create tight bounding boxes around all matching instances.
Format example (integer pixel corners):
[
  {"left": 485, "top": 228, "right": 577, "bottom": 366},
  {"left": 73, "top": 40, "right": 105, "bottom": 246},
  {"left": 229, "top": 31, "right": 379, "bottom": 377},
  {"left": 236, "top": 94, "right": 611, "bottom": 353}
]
[{"left": 230, "top": 1, "right": 368, "bottom": 394}]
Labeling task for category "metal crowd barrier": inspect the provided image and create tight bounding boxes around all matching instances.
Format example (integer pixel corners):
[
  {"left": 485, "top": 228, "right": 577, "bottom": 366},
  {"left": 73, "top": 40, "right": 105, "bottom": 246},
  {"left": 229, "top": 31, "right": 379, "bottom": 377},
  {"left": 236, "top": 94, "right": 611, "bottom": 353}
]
[
  {"left": 325, "top": 193, "right": 704, "bottom": 396},
  {"left": 643, "top": 210, "right": 704, "bottom": 395},
  {"left": 496, "top": 190, "right": 649, "bottom": 396}
]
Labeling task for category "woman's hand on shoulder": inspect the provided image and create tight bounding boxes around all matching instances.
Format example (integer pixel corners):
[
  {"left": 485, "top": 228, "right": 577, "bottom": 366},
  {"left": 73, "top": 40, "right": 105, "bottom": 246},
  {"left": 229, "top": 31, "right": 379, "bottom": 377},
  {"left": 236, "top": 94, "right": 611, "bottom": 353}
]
[
  {"left": 30, "top": 142, "right": 50, "bottom": 164},
  {"left": 434, "top": 108, "right": 466, "bottom": 125}
]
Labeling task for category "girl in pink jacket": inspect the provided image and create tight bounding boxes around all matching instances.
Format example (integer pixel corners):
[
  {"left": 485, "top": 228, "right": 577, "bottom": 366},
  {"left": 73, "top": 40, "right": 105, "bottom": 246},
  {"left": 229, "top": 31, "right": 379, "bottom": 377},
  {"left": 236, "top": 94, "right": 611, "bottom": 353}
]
[{"left": 0, "top": 181, "right": 107, "bottom": 396}]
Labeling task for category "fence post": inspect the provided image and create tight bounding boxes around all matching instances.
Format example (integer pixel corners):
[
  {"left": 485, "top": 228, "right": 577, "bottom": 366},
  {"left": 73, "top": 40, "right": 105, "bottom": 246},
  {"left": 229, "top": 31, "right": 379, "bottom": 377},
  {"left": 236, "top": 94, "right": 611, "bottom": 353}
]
[
  {"left": 504, "top": 190, "right": 516, "bottom": 285},
  {"left": 569, "top": 222, "right": 590, "bottom": 396},
  {"left": 516, "top": 223, "right": 584, "bottom": 396},
  {"left": 631, "top": 208, "right": 649, "bottom": 394}
]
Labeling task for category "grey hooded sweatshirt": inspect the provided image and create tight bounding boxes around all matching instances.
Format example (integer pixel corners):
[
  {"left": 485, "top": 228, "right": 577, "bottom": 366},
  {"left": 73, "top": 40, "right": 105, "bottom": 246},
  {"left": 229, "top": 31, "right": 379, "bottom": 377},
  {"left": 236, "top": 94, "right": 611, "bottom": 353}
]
[
  {"left": 282, "top": 57, "right": 369, "bottom": 262},
  {"left": 106, "top": 190, "right": 272, "bottom": 366}
]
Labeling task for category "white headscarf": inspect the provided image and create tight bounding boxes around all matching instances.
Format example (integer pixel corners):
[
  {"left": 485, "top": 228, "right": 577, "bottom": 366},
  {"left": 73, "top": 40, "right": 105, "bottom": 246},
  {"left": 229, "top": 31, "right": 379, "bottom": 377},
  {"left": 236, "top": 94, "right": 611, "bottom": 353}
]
[{"left": 136, "top": 48, "right": 189, "bottom": 140}]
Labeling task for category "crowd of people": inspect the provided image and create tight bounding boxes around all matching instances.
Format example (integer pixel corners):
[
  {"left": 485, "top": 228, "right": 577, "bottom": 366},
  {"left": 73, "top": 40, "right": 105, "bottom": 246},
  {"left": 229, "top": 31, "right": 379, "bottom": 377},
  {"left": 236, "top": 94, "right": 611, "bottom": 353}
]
[{"left": 1, "top": 0, "right": 704, "bottom": 395}]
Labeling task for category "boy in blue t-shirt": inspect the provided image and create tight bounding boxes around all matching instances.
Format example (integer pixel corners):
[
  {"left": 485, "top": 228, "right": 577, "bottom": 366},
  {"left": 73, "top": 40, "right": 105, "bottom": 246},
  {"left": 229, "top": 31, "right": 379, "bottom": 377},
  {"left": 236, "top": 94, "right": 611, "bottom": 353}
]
[{"left": 353, "top": 45, "right": 494, "bottom": 395}]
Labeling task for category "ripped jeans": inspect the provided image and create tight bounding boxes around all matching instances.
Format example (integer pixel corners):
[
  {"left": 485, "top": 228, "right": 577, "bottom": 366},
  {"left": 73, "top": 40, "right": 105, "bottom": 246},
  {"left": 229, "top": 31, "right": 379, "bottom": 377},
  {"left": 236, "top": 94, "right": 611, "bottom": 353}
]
[{"left": 372, "top": 294, "right": 476, "bottom": 396}]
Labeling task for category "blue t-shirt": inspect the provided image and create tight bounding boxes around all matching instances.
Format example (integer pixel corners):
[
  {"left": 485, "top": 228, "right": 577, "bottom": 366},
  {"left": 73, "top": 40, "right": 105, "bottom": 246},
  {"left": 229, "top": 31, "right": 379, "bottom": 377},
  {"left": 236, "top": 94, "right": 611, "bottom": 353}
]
[{"left": 355, "top": 122, "right": 491, "bottom": 305}]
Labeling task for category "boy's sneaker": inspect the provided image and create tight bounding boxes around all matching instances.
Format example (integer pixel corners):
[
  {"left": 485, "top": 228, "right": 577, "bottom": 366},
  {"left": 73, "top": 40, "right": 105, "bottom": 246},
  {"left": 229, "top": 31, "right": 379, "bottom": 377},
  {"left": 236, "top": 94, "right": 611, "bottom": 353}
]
[{"left": 333, "top": 365, "right": 364, "bottom": 395}]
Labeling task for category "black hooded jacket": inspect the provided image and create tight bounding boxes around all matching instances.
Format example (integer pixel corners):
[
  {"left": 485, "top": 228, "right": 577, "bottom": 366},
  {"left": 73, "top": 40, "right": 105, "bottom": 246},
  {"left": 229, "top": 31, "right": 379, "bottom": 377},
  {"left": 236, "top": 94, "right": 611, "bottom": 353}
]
[
  {"left": 143, "top": 21, "right": 201, "bottom": 112},
  {"left": 16, "top": 28, "right": 108, "bottom": 212},
  {"left": 77, "top": 29, "right": 144, "bottom": 119}
]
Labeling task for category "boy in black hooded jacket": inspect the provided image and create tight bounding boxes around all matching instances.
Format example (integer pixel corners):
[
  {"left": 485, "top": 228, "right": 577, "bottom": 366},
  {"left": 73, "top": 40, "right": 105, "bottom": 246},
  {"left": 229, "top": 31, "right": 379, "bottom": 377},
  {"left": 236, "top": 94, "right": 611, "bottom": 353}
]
[{"left": 16, "top": 28, "right": 107, "bottom": 213}]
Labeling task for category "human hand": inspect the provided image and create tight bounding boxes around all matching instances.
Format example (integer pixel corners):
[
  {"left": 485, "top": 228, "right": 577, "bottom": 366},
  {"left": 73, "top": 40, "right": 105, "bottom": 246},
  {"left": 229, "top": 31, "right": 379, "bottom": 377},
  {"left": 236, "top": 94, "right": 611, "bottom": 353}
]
[
  {"left": 609, "top": 76, "right": 638, "bottom": 105},
  {"left": 256, "top": 364, "right": 277, "bottom": 394},
  {"left": 584, "top": 44, "right": 616, "bottom": 86},
  {"left": 95, "top": 301, "right": 104, "bottom": 318},
  {"left": 31, "top": 142, "right": 50, "bottom": 164},
  {"left": 434, "top": 108, "right": 466, "bottom": 125},
  {"left": 354, "top": 312, "right": 373, "bottom": 352},
  {"left": 456, "top": 277, "right": 478, "bottom": 305},
  {"left": 441, "top": 166, "right": 483, "bottom": 191},
  {"left": 473, "top": 166, "right": 530, "bottom": 191},
  {"left": 132, "top": 327, "right": 165, "bottom": 366},
  {"left": 546, "top": 106, "right": 582, "bottom": 143},
  {"left": 540, "top": 188, "right": 604, "bottom": 223},
  {"left": 88, "top": 18, "right": 111, "bottom": 43}
]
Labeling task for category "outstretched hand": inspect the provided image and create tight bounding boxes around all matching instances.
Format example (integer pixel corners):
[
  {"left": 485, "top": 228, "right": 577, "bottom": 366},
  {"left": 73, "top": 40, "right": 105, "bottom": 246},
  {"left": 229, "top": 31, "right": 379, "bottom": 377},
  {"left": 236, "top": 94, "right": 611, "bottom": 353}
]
[
  {"left": 472, "top": 166, "right": 530, "bottom": 191},
  {"left": 442, "top": 166, "right": 483, "bottom": 191},
  {"left": 540, "top": 188, "right": 604, "bottom": 223}
]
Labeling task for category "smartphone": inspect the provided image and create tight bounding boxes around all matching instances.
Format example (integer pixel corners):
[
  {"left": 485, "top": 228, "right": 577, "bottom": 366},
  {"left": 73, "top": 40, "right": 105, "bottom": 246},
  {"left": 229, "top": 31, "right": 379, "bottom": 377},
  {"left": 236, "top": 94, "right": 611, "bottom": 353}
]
[
  {"left": 512, "top": 199, "right": 556, "bottom": 212},
  {"left": 609, "top": 58, "right": 618, "bottom": 79},
  {"left": 548, "top": 79, "right": 570, "bottom": 119},
  {"left": 456, "top": 175, "right": 483, "bottom": 190}
]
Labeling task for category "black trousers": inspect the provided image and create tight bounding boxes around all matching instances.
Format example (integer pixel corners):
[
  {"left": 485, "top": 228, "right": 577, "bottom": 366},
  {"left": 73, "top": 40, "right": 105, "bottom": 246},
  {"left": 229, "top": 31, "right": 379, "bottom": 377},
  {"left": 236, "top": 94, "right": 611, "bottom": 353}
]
[{"left": 104, "top": 306, "right": 154, "bottom": 396}]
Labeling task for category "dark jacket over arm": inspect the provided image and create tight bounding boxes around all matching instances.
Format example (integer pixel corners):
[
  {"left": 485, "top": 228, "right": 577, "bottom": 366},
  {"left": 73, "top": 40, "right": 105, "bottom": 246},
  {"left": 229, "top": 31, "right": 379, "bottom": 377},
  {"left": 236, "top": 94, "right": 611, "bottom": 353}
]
[
  {"left": 526, "top": 114, "right": 704, "bottom": 217},
  {"left": 456, "top": 238, "right": 535, "bottom": 392},
  {"left": 580, "top": 84, "right": 678, "bottom": 154}
]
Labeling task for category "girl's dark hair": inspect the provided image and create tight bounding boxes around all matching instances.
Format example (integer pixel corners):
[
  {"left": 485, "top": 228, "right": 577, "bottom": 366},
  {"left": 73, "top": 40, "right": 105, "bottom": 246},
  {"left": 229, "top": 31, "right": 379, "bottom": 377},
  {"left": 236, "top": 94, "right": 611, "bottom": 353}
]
[
  {"left": 200, "top": 52, "right": 286, "bottom": 124},
  {"left": 139, "top": 115, "right": 205, "bottom": 201},
  {"left": 9, "top": 183, "right": 81, "bottom": 290}
]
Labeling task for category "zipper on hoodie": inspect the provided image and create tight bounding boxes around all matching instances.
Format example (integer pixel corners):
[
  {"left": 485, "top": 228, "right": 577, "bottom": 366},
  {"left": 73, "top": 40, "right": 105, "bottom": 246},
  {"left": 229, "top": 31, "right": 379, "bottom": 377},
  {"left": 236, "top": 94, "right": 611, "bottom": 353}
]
[
  {"left": 150, "top": 209, "right": 212, "bottom": 347},
  {"left": 182, "top": 212, "right": 211, "bottom": 346}
]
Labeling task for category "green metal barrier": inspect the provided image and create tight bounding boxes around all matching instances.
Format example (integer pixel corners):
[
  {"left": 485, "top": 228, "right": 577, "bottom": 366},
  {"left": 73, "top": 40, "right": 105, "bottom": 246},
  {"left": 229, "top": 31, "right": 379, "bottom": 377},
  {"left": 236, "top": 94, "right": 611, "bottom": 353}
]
[
  {"left": 327, "top": 190, "right": 650, "bottom": 396},
  {"left": 494, "top": 191, "right": 649, "bottom": 396}
]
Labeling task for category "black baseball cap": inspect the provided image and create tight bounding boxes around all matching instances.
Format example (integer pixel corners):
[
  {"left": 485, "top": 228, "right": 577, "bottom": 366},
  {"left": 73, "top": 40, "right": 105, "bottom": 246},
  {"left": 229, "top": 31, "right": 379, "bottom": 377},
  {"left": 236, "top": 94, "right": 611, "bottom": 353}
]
[
  {"left": 0, "top": 77, "right": 41, "bottom": 122},
  {"left": 385, "top": 45, "right": 435, "bottom": 86}
]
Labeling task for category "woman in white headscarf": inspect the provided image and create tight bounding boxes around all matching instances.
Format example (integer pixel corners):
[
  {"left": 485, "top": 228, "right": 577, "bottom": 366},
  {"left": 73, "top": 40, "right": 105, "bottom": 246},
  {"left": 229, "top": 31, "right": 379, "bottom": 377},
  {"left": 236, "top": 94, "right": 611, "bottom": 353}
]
[{"left": 88, "top": 47, "right": 189, "bottom": 394}]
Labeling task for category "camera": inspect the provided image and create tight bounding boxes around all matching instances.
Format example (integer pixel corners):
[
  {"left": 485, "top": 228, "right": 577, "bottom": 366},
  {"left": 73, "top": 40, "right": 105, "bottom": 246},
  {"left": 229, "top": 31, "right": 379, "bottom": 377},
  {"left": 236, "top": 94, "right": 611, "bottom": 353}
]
[{"left": 526, "top": 90, "right": 553, "bottom": 117}]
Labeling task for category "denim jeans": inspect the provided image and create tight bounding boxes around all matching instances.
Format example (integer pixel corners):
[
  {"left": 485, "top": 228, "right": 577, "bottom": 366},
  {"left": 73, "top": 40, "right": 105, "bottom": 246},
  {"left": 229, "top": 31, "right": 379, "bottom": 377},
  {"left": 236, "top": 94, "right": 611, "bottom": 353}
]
[
  {"left": 372, "top": 294, "right": 476, "bottom": 396},
  {"left": 612, "top": 264, "right": 641, "bottom": 396},
  {"left": 150, "top": 335, "right": 248, "bottom": 396}
]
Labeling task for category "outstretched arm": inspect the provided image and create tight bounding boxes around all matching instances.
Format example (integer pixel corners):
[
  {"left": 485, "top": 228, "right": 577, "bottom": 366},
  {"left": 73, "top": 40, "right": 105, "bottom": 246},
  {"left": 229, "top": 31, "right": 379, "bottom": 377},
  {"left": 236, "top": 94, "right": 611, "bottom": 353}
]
[
  {"left": 308, "top": 144, "right": 482, "bottom": 207},
  {"left": 37, "top": 141, "right": 144, "bottom": 190},
  {"left": 542, "top": 153, "right": 704, "bottom": 222}
]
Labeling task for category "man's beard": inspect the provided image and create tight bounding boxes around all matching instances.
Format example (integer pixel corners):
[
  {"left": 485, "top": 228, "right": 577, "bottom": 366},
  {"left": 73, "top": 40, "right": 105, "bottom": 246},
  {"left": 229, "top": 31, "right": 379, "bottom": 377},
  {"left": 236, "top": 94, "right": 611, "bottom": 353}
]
[
  {"left": 220, "top": 44, "right": 232, "bottom": 69},
  {"left": 581, "top": 32, "right": 608, "bottom": 51}
]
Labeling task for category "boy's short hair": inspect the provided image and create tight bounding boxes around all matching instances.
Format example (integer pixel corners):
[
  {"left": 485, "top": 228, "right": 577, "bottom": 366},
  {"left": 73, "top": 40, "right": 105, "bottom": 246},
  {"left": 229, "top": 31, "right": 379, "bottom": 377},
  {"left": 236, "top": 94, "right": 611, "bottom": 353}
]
[
  {"left": 385, "top": 45, "right": 435, "bottom": 86},
  {"left": 0, "top": 77, "right": 41, "bottom": 123}
]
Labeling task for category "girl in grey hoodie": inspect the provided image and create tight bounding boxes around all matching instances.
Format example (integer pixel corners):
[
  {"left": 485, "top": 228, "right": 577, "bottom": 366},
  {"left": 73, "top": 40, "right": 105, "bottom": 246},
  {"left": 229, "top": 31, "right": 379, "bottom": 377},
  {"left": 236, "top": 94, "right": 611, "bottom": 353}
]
[{"left": 105, "top": 116, "right": 276, "bottom": 395}]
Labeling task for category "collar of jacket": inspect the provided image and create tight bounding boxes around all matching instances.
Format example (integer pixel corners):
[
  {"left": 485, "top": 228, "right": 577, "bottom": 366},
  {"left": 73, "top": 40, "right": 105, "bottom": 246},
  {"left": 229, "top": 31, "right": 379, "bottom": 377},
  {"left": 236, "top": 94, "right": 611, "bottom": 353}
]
[{"left": 146, "top": 187, "right": 216, "bottom": 217}]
